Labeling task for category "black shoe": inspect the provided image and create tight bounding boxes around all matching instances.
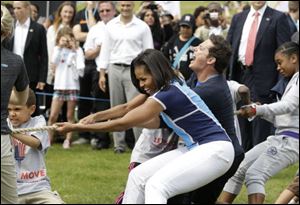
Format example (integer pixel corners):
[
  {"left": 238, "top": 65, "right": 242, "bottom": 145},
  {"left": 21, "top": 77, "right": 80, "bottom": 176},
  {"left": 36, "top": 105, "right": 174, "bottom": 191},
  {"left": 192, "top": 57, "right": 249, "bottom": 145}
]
[
  {"left": 94, "top": 142, "right": 110, "bottom": 150},
  {"left": 114, "top": 148, "right": 125, "bottom": 154}
]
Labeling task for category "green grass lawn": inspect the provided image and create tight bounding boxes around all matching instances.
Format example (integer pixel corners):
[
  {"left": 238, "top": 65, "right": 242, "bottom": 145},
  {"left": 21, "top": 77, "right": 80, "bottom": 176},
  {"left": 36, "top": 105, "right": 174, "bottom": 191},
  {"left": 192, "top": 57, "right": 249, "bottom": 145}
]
[{"left": 46, "top": 143, "right": 298, "bottom": 204}]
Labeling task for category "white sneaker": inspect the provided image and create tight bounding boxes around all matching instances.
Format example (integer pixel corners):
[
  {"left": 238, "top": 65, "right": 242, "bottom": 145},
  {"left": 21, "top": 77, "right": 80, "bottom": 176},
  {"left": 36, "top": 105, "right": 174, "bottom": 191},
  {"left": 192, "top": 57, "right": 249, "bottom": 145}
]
[
  {"left": 63, "top": 139, "right": 71, "bottom": 149},
  {"left": 90, "top": 138, "right": 98, "bottom": 149},
  {"left": 72, "top": 138, "right": 89, "bottom": 145}
]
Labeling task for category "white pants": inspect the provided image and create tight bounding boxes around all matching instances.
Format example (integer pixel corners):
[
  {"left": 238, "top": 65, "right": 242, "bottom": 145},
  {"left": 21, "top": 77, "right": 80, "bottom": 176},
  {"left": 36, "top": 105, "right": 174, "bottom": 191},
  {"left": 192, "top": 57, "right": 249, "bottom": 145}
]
[{"left": 122, "top": 141, "right": 234, "bottom": 204}]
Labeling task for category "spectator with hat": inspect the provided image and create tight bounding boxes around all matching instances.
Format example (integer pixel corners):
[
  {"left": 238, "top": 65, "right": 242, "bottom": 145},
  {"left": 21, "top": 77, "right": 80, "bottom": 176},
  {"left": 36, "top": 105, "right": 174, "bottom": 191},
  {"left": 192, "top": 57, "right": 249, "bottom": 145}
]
[{"left": 162, "top": 14, "right": 201, "bottom": 80}]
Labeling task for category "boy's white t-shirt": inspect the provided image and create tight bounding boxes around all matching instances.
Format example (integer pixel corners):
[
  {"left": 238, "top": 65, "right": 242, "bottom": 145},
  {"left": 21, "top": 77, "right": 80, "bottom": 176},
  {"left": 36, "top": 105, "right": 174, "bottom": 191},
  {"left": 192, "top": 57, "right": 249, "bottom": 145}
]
[
  {"left": 8, "top": 115, "right": 52, "bottom": 195},
  {"left": 84, "top": 21, "right": 106, "bottom": 52},
  {"left": 130, "top": 128, "right": 178, "bottom": 163}
]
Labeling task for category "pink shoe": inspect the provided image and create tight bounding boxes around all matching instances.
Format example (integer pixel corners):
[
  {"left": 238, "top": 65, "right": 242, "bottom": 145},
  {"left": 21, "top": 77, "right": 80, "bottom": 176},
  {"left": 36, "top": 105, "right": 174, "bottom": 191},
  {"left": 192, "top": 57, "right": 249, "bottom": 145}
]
[{"left": 63, "top": 139, "right": 71, "bottom": 149}]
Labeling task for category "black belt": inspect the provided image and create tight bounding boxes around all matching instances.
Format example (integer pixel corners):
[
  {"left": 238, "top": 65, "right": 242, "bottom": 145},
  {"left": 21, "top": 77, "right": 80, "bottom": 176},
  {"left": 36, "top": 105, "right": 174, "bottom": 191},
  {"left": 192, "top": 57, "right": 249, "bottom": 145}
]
[
  {"left": 114, "top": 63, "right": 131, "bottom": 67},
  {"left": 238, "top": 62, "right": 253, "bottom": 70}
]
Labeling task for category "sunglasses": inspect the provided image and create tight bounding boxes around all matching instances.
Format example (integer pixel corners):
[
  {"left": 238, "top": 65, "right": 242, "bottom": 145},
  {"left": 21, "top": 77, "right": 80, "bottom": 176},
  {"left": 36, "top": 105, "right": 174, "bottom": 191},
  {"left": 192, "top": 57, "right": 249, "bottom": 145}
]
[{"left": 99, "top": 9, "right": 111, "bottom": 13}]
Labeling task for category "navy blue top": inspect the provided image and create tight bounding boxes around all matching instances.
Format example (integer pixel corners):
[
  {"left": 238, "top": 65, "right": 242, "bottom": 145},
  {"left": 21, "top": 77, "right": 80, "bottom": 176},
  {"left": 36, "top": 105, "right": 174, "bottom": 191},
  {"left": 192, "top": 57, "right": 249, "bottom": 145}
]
[
  {"left": 150, "top": 81, "right": 231, "bottom": 150},
  {"left": 187, "top": 73, "right": 244, "bottom": 156},
  {"left": 1, "top": 46, "right": 29, "bottom": 134}
]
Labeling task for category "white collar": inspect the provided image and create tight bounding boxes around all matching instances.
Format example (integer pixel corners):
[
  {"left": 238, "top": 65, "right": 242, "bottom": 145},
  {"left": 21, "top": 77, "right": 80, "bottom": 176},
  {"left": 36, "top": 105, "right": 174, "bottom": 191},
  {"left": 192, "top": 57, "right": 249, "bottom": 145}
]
[
  {"left": 249, "top": 4, "right": 267, "bottom": 17},
  {"left": 116, "top": 14, "right": 138, "bottom": 26},
  {"left": 16, "top": 17, "right": 31, "bottom": 28}
]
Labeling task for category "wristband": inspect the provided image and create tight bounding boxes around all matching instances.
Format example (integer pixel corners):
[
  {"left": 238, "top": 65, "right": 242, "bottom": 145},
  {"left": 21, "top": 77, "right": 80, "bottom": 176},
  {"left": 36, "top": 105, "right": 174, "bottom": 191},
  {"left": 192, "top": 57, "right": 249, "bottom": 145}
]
[{"left": 250, "top": 104, "right": 256, "bottom": 115}]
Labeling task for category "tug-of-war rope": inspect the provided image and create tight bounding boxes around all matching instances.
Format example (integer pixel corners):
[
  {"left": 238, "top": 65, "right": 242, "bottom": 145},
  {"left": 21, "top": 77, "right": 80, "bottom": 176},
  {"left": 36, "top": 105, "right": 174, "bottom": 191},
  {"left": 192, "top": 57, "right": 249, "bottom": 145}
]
[
  {"left": 11, "top": 125, "right": 58, "bottom": 134},
  {"left": 10, "top": 111, "right": 243, "bottom": 134}
]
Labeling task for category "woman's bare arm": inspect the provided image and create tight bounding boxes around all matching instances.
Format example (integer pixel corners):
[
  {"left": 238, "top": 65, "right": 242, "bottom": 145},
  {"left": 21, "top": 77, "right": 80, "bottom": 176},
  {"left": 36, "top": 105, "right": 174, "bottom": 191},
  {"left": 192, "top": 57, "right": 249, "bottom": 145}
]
[
  {"left": 56, "top": 98, "right": 163, "bottom": 133},
  {"left": 80, "top": 94, "right": 148, "bottom": 124}
]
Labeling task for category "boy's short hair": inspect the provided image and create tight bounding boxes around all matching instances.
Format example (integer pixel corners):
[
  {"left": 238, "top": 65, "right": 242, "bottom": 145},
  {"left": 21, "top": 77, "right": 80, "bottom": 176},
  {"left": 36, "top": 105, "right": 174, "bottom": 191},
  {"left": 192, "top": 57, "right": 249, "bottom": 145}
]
[{"left": 26, "top": 89, "right": 36, "bottom": 107}]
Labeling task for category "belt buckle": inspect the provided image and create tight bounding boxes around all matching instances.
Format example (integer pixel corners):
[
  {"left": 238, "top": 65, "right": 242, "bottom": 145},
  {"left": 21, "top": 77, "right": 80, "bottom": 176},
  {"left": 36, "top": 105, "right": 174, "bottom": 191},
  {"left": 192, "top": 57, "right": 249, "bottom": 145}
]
[{"left": 115, "top": 63, "right": 130, "bottom": 67}]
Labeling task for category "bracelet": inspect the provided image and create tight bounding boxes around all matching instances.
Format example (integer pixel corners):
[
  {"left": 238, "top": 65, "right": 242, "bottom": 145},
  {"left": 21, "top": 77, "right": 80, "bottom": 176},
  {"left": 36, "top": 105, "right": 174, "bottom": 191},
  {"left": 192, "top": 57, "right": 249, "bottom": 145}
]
[{"left": 250, "top": 104, "right": 257, "bottom": 115}]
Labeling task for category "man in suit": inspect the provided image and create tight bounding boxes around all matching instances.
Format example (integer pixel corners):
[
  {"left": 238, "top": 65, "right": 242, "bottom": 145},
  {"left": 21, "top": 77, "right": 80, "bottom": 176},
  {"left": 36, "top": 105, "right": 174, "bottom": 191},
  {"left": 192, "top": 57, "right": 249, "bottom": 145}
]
[
  {"left": 8, "top": 1, "right": 48, "bottom": 116},
  {"left": 286, "top": 1, "right": 299, "bottom": 35},
  {"left": 226, "top": 1, "right": 291, "bottom": 151}
]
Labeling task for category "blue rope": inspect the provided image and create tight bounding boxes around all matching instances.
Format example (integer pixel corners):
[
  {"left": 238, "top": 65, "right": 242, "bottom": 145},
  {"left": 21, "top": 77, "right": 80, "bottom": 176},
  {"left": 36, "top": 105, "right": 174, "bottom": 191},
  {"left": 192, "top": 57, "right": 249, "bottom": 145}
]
[{"left": 35, "top": 92, "right": 110, "bottom": 102}]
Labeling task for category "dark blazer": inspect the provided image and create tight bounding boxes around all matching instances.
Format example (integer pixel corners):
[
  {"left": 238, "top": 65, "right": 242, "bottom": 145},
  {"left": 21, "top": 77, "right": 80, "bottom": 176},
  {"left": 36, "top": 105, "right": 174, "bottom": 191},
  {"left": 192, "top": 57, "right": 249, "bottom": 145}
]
[
  {"left": 227, "top": 6, "right": 291, "bottom": 99},
  {"left": 7, "top": 19, "right": 48, "bottom": 84},
  {"left": 286, "top": 14, "right": 298, "bottom": 36}
]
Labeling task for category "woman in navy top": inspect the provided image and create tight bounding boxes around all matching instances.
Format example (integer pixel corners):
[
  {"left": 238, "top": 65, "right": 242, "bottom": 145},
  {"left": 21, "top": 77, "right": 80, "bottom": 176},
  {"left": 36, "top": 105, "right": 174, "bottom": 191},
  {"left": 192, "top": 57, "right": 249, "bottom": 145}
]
[{"left": 56, "top": 49, "right": 234, "bottom": 204}]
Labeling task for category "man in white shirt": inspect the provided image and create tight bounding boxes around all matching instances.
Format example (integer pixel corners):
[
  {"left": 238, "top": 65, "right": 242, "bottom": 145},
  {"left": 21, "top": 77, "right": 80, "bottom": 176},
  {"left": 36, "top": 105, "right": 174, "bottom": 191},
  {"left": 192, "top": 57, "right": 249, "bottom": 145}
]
[
  {"left": 13, "top": 15, "right": 29, "bottom": 58},
  {"left": 83, "top": 1, "right": 117, "bottom": 150},
  {"left": 97, "top": 1, "right": 153, "bottom": 153}
]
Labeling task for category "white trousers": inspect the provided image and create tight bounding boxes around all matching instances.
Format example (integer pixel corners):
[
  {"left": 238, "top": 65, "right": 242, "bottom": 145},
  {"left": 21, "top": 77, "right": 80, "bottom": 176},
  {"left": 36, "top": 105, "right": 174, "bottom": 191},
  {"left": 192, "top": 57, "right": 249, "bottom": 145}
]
[{"left": 122, "top": 141, "right": 234, "bottom": 204}]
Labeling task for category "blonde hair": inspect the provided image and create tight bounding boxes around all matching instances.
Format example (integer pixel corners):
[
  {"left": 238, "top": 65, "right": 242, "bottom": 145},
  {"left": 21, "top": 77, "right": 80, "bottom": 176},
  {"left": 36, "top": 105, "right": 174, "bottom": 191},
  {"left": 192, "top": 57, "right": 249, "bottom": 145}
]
[
  {"left": 1, "top": 5, "right": 14, "bottom": 42},
  {"left": 15, "top": 1, "right": 31, "bottom": 8}
]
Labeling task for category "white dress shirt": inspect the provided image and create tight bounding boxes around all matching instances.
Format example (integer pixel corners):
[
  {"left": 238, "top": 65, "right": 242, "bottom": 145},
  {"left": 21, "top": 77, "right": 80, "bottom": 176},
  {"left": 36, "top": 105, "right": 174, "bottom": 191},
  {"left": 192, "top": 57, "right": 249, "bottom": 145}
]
[
  {"left": 84, "top": 21, "right": 106, "bottom": 51},
  {"left": 97, "top": 15, "right": 153, "bottom": 70},
  {"left": 238, "top": 4, "right": 267, "bottom": 65},
  {"left": 13, "top": 18, "right": 30, "bottom": 58}
]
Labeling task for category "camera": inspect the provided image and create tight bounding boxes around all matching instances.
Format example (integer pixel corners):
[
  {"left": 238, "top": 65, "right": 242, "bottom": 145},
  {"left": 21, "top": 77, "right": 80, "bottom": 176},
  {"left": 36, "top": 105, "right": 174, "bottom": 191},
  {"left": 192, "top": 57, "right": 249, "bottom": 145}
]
[
  {"left": 203, "top": 13, "right": 210, "bottom": 20},
  {"left": 147, "top": 3, "right": 158, "bottom": 10}
]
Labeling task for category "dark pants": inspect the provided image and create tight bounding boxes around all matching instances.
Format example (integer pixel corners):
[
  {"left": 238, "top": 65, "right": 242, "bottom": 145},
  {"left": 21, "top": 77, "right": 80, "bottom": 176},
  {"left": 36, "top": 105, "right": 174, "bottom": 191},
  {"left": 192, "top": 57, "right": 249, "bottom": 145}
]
[
  {"left": 190, "top": 153, "right": 245, "bottom": 204},
  {"left": 29, "top": 82, "right": 41, "bottom": 116},
  {"left": 43, "top": 83, "right": 54, "bottom": 114},
  {"left": 78, "top": 62, "right": 110, "bottom": 146},
  {"left": 237, "top": 65, "right": 275, "bottom": 151},
  {"left": 238, "top": 114, "right": 274, "bottom": 152}
]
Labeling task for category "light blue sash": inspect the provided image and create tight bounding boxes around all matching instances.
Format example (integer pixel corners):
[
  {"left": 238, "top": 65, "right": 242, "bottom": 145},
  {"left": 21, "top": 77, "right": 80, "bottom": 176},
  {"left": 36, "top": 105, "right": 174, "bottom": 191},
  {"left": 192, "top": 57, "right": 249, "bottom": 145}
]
[{"left": 172, "top": 36, "right": 196, "bottom": 69}]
